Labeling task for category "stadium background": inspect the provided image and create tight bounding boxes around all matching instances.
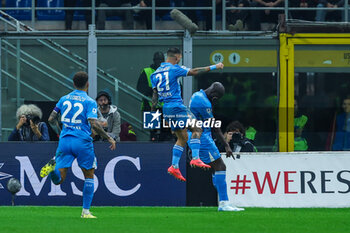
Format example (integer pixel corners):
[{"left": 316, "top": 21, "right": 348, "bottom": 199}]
[{"left": 0, "top": 0, "right": 350, "bottom": 209}]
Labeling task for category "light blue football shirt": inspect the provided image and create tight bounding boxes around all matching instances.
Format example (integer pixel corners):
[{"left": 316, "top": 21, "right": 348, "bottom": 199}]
[
  {"left": 189, "top": 89, "right": 214, "bottom": 135},
  {"left": 151, "top": 62, "right": 190, "bottom": 103},
  {"left": 54, "top": 90, "right": 98, "bottom": 141}
]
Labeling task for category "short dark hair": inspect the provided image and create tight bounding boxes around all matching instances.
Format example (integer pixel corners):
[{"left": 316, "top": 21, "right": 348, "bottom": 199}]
[
  {"left": 226, "top": 121, "right": 245, "bottom": 136},
  {"left": 73, "top": 71, "right": 88, "bottom": 89},
  {"left": 167, "top": 47, "right": 181, "bottom": 58}
]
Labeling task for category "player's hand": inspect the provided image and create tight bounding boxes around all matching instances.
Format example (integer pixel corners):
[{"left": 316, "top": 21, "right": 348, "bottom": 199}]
[
  {"left": 108, "top": 137, "right": 116, "bottom": 150},
  {"left": 225, "top": 146, "right": 234, "bottom": 159},
  {"left": 216, "top": 62, "right": 224, "bottom": 70}
]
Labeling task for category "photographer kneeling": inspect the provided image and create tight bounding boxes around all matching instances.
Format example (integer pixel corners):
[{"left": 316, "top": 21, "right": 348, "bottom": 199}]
[
  {"left": 217, "top": 121, "right": 256, "bottom": 153},
  {"left": 8, "top": 104, "right": 50, "bottom": 141}
]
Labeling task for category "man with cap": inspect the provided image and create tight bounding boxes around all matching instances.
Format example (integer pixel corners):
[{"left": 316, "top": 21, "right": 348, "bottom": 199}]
[{"left": 95, "top": 90, "right": 121, "bottom": 142}]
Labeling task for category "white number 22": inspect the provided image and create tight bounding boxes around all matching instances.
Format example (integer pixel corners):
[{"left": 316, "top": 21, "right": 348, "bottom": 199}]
[{"left": 61, "top": 100, "right": 84, "bottom": 124}]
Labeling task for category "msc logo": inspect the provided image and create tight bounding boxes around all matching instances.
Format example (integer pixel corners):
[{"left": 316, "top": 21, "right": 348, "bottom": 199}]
[{"left": 143, "top": 110, "right": 161, "bottom": 129}]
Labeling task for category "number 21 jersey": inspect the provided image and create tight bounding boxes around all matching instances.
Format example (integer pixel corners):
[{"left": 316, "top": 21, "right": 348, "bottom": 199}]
[{"left": 151, "top": 62, "right": 190, "bottom": 103}]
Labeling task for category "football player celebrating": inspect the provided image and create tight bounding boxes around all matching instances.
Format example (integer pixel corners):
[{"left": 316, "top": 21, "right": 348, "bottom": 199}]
[
  {"left": 151, "top": 47, "right": 223, "bottom": 181},
  {"left": 188, "top": 82, "right": 244, "bottom": 211},
  {"left": 40, "top": 71, "right": 116, "bottom": 218}
]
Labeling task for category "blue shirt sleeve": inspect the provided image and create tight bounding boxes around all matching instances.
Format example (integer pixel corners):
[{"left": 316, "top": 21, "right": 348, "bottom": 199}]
[
  {"left": 8, "top": 128, "right": 21, "bottom": 141},
  {"left": 55, "top": 97, "right": 63, "bottom": 113},
  {"left": 172, "top": 65, "right": 190, "bottom": 78},
  {"left": 39, "top": 123, "right": 50, "bottom": 141},
  {"left": 86, "top": 100, "right": 98, "bottom": 119}
]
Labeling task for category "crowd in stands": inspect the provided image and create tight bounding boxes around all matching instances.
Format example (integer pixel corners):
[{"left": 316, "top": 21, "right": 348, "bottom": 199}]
[{"left": 3, "top": 0, "right": 350, "bottom": 31}]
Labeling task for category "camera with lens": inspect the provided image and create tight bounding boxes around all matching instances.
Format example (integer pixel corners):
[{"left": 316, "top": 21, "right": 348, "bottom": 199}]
[
  {"left": 25, "top": 114, "right": 40, "bottom": 125},
  {"left": 229, "top": 132, "right": 244, "bottom": 147}
]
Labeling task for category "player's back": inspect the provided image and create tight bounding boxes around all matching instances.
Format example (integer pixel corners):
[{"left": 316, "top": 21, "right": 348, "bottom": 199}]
[
  {"left": 189, "top": 90, "right": 213, "bottom": 136},
  {"left": 57, "top": 90, "right": 97, "bottom": 141},
  {"left": 151, "top": 62, "right": 189, "bottom": 104}
]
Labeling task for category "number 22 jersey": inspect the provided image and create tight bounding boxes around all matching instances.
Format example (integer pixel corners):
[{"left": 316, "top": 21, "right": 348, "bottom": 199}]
[{"left": 54, "top": 90, "right": 98, "bottom": 141}]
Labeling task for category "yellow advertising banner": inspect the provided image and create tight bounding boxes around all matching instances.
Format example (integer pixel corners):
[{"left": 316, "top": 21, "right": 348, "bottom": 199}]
[
  {"left": 210, "top": 50, "right": 277, "bottom": 67},
  {"left": 210, "top": 50, "right": 350, "bottom": 68},
  {"left": 294, "top": 50, "right": 350, "bottom": 67}
]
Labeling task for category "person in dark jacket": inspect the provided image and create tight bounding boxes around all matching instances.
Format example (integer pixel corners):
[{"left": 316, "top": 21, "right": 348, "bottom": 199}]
[
  {"left": 8, "top": 104, "right": 50, "bottom": 141},
  {"left": 218, "top": 121, "right": 256, "bottom": 152},
  {"left": 137, "top": 51, "right": 165, "bottom": 112}
]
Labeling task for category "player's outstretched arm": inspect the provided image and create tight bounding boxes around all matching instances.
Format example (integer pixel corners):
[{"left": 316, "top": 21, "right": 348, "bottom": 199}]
[
  {"left": 187, "top": 62, "right": 224, "bottom": 76},
  {"left": 48, "top": 110, "right": 61, "bottom": 135},
  {"left": 89, "top": 118, "right": 116, "bottom": 150},
  {"left": 212, "top": 126, "right": 234, "bottom": 159},
  {"left": 151, "top": 88, "right": 158, "bottom": 111}
]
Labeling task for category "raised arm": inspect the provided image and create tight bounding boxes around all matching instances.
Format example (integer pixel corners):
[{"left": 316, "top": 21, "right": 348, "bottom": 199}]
[
  {"left": 187, "top": 62, "right": 224, "bottom": 76},
  {"left": 48, "top": 110, "right": 61, "bottom": 135},
  {"left": 89, "top": 118, "right": 116, "bottom": 150}
]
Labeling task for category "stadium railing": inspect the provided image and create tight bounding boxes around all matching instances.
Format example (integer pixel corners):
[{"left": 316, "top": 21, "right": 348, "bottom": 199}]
[{"left": 1, "top": 0, "right": 350, "bottom": 30}]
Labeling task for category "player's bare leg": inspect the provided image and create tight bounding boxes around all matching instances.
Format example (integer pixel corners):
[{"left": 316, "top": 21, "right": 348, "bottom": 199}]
[
  {"left": 188, "top": 125, "right": 211, "bottom": 170},
  {"left": 81, "top": 168, "right": 97, "bottom": 218},
  {"left": 168, "top": 129, "right": 188, "bottom": 182},
  {"left": 210, "top": 158, "right": 244, "bottom": 212}
]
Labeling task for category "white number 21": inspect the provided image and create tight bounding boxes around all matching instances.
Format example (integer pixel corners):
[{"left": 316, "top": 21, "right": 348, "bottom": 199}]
[{"left": 156, "top": 72, "right": 170, "bottom": 92}]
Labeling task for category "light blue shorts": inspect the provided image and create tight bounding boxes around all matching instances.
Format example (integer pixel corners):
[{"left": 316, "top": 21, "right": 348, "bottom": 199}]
[
  {"left": 55, "top": 136, "right": 97, "bottom": 170},
  {"left": 188, "top": 132, "right": 221, "bottom": 164},
  {"left": 163, "top": 102, "right": 194, "bottom": 130}
]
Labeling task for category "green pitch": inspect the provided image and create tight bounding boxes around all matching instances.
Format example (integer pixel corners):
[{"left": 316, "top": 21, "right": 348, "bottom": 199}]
[{"left": 1, "top": 206, "right": 349, "bottom": 233}]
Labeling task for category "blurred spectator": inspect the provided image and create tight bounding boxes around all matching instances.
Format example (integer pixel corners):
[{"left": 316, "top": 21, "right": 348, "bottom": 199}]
[
  {"left": 289, "top": 0, "right": 317, "bottom": 21},
  {"left": 94, "top": 91, "right": 121, "bottom": 142},
  {"left": 250, "top": 0, "right": 285, "bottom": 31},
  {"left": 332, "top": 96, "right": 350, "bottom": 150},
  {"left": 97, "top": 0, "right": 134, "bottom": 30},
  {"left": 8, "top": 104, "right": 50, "bottom": 141},
  {"left": 217, "top": 121, "right": 256, "bottom": 152},
  {"left": 64, "top": 0, "right": 91, "bottom": 30},
  {"left": 120, "top": 122, "right": 137, "bottom": 141},
  {"left": 227, "top": 0, "right": 250, "bottom": 31},
  {"left": 294, "top": 99, "right": 308, "bottom": 151},
  {"left": 137, "top": 51, "right": 164, "bottom": 111},
  {"left": 316, "top": 0, "right": 343, "bottom": 21},
  {"left": 137, "top": 0, "right": 171, "bottom": 29}
]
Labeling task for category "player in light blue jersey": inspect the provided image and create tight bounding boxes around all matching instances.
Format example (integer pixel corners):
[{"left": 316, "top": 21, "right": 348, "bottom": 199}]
[
  {"left": 151, "top": 47, "right": 224, "bottom": 181},
  {"left": 40, "top": 71, "right": 116, "bottom": 218},
  {"left": 188, "top": 82, "right": 244, "bottom": 211}
]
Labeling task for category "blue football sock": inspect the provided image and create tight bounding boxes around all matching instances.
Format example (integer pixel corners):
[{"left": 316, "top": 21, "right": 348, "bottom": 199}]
[
  {"left": 212, "top": 174, "right": 217, "bottom": 189},
  {"left": 49, "top": 168, "right": 61, "bottom": 185},
  {"left": 83, "top": 178, "right": 94, "bottom": 210},
  {"left": 215, "top": 171, "right": 229, "bottom": 201},
  {"left": 172, "top": 145, "right": 184, "bottom": 169},
  {"left": 189, "top": 138, "right": 200, "bottom": 160}
]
